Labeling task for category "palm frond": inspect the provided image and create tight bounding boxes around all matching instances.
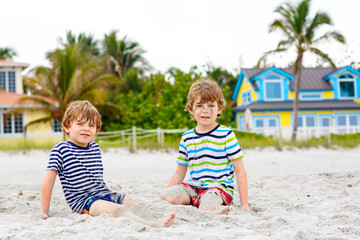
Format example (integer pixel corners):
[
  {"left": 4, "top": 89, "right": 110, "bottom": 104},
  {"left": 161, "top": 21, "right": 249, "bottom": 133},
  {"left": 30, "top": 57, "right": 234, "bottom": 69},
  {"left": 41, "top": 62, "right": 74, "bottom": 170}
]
[
  {"left": 312, "top": 31, "right": 345, "bottom": 44},
  {"left": 309, "top": 47, "right": 337, "bottom": 69}
]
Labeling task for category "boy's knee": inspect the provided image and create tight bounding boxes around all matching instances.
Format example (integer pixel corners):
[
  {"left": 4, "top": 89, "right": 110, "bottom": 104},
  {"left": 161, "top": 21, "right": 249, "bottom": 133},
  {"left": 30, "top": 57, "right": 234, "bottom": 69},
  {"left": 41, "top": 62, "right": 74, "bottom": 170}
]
[
  {"left": 114, "top": 205, "right": 129, "bottom": 217},
  {"left": 160, "top": 192, "right": 177, "bottom": 204},
  {"left": 199, "top": 190, "right": 223, "bottom": 210},
  {"left": 161, "top": 186, "right": 190, "bottom": 205}
]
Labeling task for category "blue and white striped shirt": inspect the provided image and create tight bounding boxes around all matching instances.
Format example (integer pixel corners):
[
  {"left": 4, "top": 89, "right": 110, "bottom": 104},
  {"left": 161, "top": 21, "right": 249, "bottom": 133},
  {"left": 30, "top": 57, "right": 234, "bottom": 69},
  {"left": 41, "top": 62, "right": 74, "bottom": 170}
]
[
  {"left": 177, "top": 124, "right": 244, "bottom": 197},
  {"left": 47, "top": 141, "right": 110, "bottom": 213}
]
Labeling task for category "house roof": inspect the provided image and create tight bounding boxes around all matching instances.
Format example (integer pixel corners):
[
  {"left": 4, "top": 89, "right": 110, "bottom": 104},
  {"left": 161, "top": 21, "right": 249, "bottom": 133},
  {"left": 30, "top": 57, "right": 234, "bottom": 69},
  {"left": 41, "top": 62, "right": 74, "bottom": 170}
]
[
  {"left": 234, "top": 100, "right": 360, "bottom": 112},
  {"left": 0, "top": 60, "right": 29, "bottom": 70},
  {"left": 242, "top": 67, "right": 336, "bottom": 91},
  {"left": 0, "top": 91, "right": 57, "bottom": 107}
]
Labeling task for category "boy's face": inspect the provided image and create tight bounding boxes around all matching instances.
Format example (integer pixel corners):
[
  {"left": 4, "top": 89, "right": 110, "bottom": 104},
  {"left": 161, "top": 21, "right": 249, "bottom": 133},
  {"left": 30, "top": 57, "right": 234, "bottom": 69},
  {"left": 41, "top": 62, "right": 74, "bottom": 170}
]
[
  {"left": 189, "top": 96, "right": 221, "bottom": 131},
  {"left": 63, "top": 117, "right": 97, "bottom": 147}
]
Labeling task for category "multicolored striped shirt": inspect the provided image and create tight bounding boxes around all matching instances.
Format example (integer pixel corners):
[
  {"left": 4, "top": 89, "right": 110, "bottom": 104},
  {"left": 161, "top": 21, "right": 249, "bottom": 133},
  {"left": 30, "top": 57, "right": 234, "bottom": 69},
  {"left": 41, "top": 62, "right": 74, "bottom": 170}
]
[
  {"left": 177, "top": 124, "right": 244, "bottom": 197},
  {"left": 47, "top": 141, "right": 110, "bottom": 213}
]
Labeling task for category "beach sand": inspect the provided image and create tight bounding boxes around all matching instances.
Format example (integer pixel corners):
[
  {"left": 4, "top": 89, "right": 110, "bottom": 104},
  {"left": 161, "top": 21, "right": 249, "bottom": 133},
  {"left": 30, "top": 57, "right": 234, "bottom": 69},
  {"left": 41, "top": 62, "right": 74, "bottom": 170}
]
[{"left": 0, "top": 147, "right": 359, "bottom": 239}]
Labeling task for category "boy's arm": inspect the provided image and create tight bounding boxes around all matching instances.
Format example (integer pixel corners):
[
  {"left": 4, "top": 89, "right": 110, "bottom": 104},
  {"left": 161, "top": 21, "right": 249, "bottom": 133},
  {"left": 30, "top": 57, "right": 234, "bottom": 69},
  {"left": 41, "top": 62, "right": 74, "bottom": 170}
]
[
  {"left": 40, "top": 169, "right": 57, "bottom": 219},
  {"left": 166, "top": 164, "right": 188, "bottom": 188},
  {"left": 232, "top": 158, "right": 250, "bottom": 211}
]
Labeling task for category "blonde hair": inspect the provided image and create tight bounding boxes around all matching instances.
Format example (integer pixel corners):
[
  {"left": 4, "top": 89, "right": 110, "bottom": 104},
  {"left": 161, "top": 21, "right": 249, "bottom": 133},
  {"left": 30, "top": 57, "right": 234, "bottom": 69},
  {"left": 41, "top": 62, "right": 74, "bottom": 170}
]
[
  {"left": 186, "top": 79, "right": 225, "bottom": 120},
  {"left": 62, "top": 100, "right": 102, "bottom": 135}
]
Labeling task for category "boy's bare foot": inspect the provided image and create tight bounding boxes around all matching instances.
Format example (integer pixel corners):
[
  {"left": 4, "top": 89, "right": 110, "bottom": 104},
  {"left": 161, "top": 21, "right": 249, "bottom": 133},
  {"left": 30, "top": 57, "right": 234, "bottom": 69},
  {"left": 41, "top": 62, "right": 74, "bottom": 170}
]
[
  {"left": 216, "top": 206, "right": 230, "bottom": 215},
  {"left": 150, "top": 212, "right": 176, "bottom": 228}
]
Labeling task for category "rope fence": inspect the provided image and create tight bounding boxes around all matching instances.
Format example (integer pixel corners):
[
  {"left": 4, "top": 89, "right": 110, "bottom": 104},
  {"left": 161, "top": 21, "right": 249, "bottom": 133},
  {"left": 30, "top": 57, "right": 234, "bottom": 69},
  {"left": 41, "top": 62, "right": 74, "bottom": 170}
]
[{"left": 97, "top": 126, "right": 188, "bottom": 151}]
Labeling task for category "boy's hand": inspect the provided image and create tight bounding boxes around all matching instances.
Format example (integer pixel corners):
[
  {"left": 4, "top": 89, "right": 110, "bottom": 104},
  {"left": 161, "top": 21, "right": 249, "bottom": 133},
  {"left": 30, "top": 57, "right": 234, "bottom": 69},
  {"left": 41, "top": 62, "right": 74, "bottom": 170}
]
[
  {"left": 40, "top": 210, "right": 49, "bottom": 219},
  {"left": 33, "top": 210, "right": 49, "bottom": 219},
  {"left": 241, "top": 205, "right": 250, "bottom": 211}
]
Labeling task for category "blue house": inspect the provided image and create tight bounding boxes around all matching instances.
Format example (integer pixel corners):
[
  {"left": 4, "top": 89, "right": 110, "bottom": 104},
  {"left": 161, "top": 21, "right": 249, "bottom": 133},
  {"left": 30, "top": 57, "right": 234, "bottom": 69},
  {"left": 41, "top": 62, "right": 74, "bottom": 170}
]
[{"left": 232, "top": 66, "right": 360, "bottom": 139}]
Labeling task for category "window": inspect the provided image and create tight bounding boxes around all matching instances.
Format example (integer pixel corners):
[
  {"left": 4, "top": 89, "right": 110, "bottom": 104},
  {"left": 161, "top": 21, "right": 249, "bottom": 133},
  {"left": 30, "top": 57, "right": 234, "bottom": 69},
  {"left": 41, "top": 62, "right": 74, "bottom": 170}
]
[
  {"left": 0, "top": 72, "right": 6, "bottom": 90},
  {"left": 3, "top": 114, "right": 12, "bottom": 133},
  {"left": 52, "top": 119, "right": 62, "bottom": 132},
  {"left": 321, "top": 117, "right": 331, "bottom": 127},
  {"left": 300, "top": 92, "right": 322, "bottom": 100},
  {"left": 305, "top": 116, "right": 315, "bottom": 127},
  {"left": 265, "top": 82, "right": 282, "bottom": 99},
  {"left": 297, "top": 115, "right": 316, "bottom": 127},
  {"left": 269, "top": 119, "right": 277, "bottom": 127},
  {"left": 338, "top": 74, "right": 355, "bottom": 99},
  {"left": 242, "top": 91, "right": 251, "bottom": 105},
  {"left": 338, "top": 116, "right": 346, "bottom": 126},
  {"left": 264, "top": 74, "right": 282, "bottom": 100},
  {"left": 349, "top": 115, "right": 358, "bottom": 126},
  {"left": 297, "top": 117, "right": 303, "bottom": 127},
  {"left": 255, "top": 119, "right": 264, "bottom": 128},
  {"left": 1, "top": 113, "right": 23, "bottom": 134},
  {"left": 0, "top": 71, "right": 16, "bottom": 92},
  {"left": 8, "top": 72, "right": 16, "bottom": 92},
  {"left": 14, "top": 114, "right": 23, "bottom": 133},
  {"left": 337, "top": 115, "right": 358, "bottom": 127},
  {"left": 254, "top": 118, "right": 277, "bottom": 128}
]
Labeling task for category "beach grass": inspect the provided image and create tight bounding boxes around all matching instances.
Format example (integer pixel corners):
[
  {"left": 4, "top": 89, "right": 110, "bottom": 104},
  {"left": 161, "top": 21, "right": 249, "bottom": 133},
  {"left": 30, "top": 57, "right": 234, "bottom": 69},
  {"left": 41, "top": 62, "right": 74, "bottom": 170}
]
[
  {"left": 0, "top": 137, "right": 63, "bottom": 151},
  {"left": 0, "top": 132, "right": 359, "bottom": 151}
]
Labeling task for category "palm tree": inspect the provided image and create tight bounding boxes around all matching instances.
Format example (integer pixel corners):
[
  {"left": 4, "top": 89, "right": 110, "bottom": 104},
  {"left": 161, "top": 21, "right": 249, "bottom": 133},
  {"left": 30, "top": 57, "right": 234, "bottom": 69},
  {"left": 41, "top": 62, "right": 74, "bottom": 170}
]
[
  {"left": 0, "top": 47, "right": 17, "bottom": 60},
  {"left": 103, "top": 30, "right": 150, "bottom": 79},
  {"left": 16, "top": 44, "right": 120, "bottom": 138},
  {"left": 58, "top": 30, "right": 100, "bottom": 57},
  {"left": 257, "top": 0, "right": 345, "bottom": 141}
]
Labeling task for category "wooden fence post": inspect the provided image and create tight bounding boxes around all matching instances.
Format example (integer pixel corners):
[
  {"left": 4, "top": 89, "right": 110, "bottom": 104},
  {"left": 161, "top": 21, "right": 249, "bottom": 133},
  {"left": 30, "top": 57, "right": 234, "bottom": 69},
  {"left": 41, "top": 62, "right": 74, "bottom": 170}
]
[
  {"left": 132, "top": 126, "right": 137, "bottom": 152},
  {"left": 278, "top": 127, "right": 283, "bottom": 151},
  {"left": 157, "top": 127, "right": 165, "bottom": 146}
]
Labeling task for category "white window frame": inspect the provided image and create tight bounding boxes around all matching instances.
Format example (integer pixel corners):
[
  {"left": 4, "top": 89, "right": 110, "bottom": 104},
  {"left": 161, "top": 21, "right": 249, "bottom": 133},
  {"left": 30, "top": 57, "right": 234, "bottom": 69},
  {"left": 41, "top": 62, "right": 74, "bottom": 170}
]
[
  {"left": 320, "top": 116, "right": 331, "bottom": 127},
  {"left": 268, "top": 117, "right": 278, "bottom": 128},
  {"left": 297, "top": 115, "right": 316, "bottom": 128},
  {"left": 52, "top": 119, "right": 62, "bottom": 132},
  {"left": 242, "top": 90, "right": 251, "bottom": 105},
  {"left": 338, "top": 75, "right": 356, "bottom": 100},
  {"left": 0, "top": 70, "right": 17, "bottom": 92},
  {"left": 1, "top": 112, "right": 24, "bottom": 134},
  {"left": 300, "top": 92, "right": 323, "bottom": 101},
  {"left": 337, "top": 114, "right": 358, "bottom": 127},
  {"left": 255, "top": 118, "right": 264, "bottom": 128},
  {"left": 264, "top": 79, "right": 283, "bottom": 101}
]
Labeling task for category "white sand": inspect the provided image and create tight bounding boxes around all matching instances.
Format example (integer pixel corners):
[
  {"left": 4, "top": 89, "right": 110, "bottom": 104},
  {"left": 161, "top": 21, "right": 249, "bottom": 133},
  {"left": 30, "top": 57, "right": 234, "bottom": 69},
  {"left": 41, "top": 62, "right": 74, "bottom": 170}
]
[{"left": 0, "top": 146, "right": 360, "bottom": 239}]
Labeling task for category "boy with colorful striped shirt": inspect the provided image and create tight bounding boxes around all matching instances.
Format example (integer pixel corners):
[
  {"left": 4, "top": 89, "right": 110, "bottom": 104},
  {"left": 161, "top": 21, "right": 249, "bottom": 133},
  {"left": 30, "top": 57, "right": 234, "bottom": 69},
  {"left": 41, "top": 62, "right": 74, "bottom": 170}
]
[{"left": 161, "top": 79, "right": 250, "bottom": 214}]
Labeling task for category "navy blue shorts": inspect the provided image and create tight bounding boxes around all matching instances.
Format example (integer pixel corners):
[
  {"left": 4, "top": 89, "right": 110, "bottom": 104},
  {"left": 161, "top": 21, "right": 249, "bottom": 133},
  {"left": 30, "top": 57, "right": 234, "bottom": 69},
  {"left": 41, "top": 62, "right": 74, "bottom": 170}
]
[{"left": 83, "top": 192, "right": 126, "bottom": 214}]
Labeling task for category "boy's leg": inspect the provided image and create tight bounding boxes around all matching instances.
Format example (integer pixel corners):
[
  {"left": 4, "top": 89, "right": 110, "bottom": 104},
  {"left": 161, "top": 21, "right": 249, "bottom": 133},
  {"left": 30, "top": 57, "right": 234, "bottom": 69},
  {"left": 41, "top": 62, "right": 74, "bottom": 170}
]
[
  {"left": 198, "top": 189, "right": 230, "bottom": 215},
  {"left": 122, "top": 195, "right": 140, "bottom": 208},
  {"left": 160, "top": 184, "right": 192, "bottom": 205},
  {"left": 89, "top": 200, "right": 175, "bottom": 227}
]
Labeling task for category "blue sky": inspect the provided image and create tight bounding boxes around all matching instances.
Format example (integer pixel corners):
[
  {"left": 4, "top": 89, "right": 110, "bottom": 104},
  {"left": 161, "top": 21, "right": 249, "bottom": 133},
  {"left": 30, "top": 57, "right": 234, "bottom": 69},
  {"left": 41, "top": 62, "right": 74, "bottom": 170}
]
[{"left": 1, "top": 0, "right": 359, "bottom": 74}]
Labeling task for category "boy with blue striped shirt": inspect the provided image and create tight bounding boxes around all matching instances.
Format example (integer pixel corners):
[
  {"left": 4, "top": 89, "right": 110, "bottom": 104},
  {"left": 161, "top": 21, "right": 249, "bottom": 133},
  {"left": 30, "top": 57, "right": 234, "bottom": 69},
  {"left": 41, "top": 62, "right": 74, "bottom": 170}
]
[
  {"left": 40, "top": 100, "right": 175, "bottom": 227},
  {"left": 161, "top": 79, "right": 250, "bottom": 214}
]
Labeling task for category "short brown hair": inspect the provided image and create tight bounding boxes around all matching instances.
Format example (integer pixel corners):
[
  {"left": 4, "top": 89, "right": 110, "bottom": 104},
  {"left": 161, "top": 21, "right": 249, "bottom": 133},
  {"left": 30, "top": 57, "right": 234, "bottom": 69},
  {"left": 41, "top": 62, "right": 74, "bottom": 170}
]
[
  {"left": 62, "top": 100, "right": 102, "bottom": 135},
  {"left": 186, "top": 78, "right": 225, "bottom": 120}
]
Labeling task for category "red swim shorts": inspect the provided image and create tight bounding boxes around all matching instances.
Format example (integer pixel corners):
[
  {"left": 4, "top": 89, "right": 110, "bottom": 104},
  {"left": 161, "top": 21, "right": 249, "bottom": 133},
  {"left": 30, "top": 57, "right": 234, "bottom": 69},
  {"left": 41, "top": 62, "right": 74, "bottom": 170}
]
[{"left": 181, "top": 183, "right": 233, "bottom": 208}]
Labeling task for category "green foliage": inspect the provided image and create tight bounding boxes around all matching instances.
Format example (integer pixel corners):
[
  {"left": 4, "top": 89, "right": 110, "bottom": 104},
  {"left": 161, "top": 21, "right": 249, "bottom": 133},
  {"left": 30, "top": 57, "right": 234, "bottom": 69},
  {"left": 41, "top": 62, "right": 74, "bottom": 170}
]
[
  {"left": 103, "top": 67, "right": 202, "bottom": 130},
  {"left": 0, "top": 47, "right": 17, "bottom": 60}
]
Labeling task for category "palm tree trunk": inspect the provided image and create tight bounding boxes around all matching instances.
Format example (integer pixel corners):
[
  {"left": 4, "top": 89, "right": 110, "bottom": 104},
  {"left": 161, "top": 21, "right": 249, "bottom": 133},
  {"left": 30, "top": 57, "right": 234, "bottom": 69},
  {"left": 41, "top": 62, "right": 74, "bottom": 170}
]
[{"left": 291, "top": 52, "right": 304, "bottom": 142}]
